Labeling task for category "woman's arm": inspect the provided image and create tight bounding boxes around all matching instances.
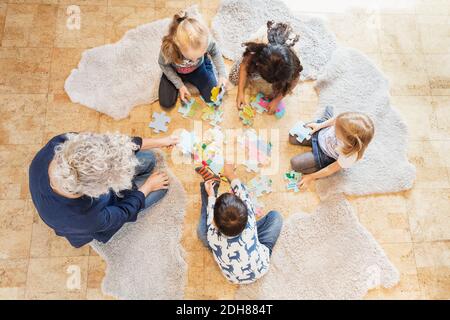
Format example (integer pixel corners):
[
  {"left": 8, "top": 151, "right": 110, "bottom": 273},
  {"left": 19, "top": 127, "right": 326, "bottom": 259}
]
[
  {"left": 140, "top": 136, "right": 179, "bottom": 150},
  {"left": 298, "top": 161, "right": 341, "bottom": 189}
]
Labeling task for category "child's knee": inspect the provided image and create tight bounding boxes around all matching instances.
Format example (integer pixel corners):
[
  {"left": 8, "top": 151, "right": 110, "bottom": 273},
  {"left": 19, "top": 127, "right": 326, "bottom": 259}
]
[{"left": 288, "top": 134, "right": 300, "bottom": 145}]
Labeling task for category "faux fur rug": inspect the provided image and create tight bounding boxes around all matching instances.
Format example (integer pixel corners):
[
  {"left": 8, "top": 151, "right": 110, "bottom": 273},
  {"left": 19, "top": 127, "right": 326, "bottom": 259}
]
[
  {"left": 90, "top": 151, "right": 187, "bottom": 300},
  {"left": 211, "top": 0, "right": 337, "bottom": 80},
  {"left": 236, "top": 194, "right": 400, "bottom": 299},
  {"left": 313, "top": 47, "right": 416, "bottom": 199}
]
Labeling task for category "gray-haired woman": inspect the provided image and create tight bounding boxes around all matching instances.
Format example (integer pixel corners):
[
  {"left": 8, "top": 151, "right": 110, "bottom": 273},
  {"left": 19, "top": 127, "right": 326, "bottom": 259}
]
[{"left": 29, "top": 132, "right": 178, "bottom": 248}]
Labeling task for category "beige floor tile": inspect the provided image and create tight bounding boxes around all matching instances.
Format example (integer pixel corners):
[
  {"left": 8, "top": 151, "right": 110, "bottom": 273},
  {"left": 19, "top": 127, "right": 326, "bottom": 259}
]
[
  {"left": 391, "top": 96, "right": 442, "bottom": 141},
  {"left": 378, "top": 14, "right": 422, "bottom": 53},
  {"left": 424, "top": 54, "right": 450, "bottom": 96},
  {"left": 30, "top": 212, "right": 90, "bottom": 258},
  {"left": 2, "top": 3, "right": 57, "bottom": 47},
  {"left": 406, "top": 188, "right": 450, "bottom": 242},
  {"left": 414, "top": 241, "right": 450, "bottom": 299},
  {"left": 49, "top": 47, "right": 83, "bottom": 93},
  {"left": 8, "top": 1, "right": 58, "bottom": 4},
  {"left": 415, "top": 0, "right": 450, "bottom": 15},
  {"left": 0, "top": 47, "right": 51, "bottom": 93},
  {"left": 0, "top": 200, "right": 33, "bottom": 259},
  {"left": 431, "top": 96, "right": 450, "bottom": 139},
  {"left": 110, "top": 0, "right": 155, "bottom": 7},
  {"left": 87, "top": 255, "right": 106, "bottom": 289},
  {"left": 326, "top": 12, "right": 380, "bottom": 54},
  {"left": 105, "top": 5, "right": 155, "bottom": 44},
  {"left": 0, "top": 94, "right": 47, "bottom": 145},
  {"left": 25, "top": 256, "right": 88, "bottom": 299},
  {"left": 55, "top": 4, "right": 106, "bottom": 48},
  {"left": 0, "top": 258, "right": 28, "bottom": 299},
  {"left": 0, "top": 3, "right": 6, "bottom": 44},
  {"left": 417, "top": 15, "right": 450, "bottom": 54},
  {"left": 351, "top": 194, "right": 412, "bottom": 244},
  {"left": 365, "top": 243, "right": 424, "bottom": 299},
  {"left": 381, "top": 53, "right": 431, "bottom": 96}
]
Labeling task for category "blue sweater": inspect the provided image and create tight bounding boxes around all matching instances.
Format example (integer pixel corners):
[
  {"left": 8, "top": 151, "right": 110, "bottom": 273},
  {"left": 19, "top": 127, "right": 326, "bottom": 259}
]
[{"left": 29, "top": 134, "right": 145, "bottom": 248}]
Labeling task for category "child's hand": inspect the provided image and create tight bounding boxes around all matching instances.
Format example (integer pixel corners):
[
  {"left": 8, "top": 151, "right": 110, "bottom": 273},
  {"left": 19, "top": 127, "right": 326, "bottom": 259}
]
[
  {"left": 222, "top": 163, "right": 237, "bottom": 181},
  {"left": 267, "top": 100, "right": 278, "bottom": 115},
  {"left": 236, "top": 93, "right": 246, "bottom": 110},
  {"left": 205, "top": 180, "right": 216, "bottom": 197},
  {"left": 179, "top": 85, "right": 191, "bottom": 103},
  {"left": 306, "top": 122, "right": 321, "bottom": 134},
  {"left": 297, "top": 174, "right": 315, "bottom": 190}
]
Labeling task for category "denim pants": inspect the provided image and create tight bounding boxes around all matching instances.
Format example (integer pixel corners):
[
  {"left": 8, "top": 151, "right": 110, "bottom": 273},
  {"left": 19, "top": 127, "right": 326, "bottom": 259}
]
[
  {"left": 197, "top": 183, "right": 283, "bottom": 255},
  {"left": 132, "top": 150, "right": 168, "bottom": 209},
  {"left": 159, "top": 56, "right": 218, "bottom": 109}
]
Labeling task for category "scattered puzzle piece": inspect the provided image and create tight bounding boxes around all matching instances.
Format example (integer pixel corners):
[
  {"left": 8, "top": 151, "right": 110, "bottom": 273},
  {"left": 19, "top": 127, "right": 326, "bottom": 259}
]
[
  {"left": 289, "top": 121, "right": 313, "bottom": 143},
  {"left": 248, "top": 175, "right": 272, "bottom": 197},
  {"left": 210, "top": 84, "right": 225, "bottom": 107},
  {"left": 284, "top": 170, "right": 302, "bottom": 192},
  {"left": 202, "top": 105, "right": 224, "bottom": 126},
  {"left": 178, "top": 98, "right": 200, "bottom": 118},
  {"left": 149, "top": 111, "right": 170, "bottom": 133},
  {"left": 177, "top": 129, "right": 199, "bottom": 155},
  {"left": 249, "top": 92, "right": 286, "bottom": 119},
  {"left": 239, "top": 104, "right": 256, "bottom": 126}
]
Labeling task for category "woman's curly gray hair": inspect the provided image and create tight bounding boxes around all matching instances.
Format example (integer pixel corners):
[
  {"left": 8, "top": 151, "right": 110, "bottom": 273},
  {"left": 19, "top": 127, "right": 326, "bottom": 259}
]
[{"left": 52, "top": 132, "right": 140, "bottom": 198}]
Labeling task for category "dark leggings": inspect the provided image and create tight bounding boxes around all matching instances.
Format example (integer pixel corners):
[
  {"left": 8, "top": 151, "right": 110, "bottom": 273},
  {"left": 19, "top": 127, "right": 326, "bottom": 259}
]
[{"left": 158, "top": 57, "right": 217, "bottom": 109}]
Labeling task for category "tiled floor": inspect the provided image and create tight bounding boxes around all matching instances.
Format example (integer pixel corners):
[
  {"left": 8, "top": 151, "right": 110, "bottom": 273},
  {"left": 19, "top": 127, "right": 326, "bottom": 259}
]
[{"left": 0, "top": 0, "right": 449, "bottom": 300}]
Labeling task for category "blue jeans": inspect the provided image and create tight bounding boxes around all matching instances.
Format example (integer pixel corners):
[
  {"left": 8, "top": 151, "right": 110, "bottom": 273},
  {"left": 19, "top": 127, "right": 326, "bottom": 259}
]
[
  {"left": 197, "top": 183, "right": 283, "bottom": 256},
  {"left": 159, "top": 56, "right": 218, "bottom": 108},
  {"left": 132, "top": 151, "right": 168, "bottom": 209}
]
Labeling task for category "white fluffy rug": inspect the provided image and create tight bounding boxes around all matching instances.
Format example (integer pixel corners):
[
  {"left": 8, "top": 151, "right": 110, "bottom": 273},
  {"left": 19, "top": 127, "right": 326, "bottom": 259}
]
[
  {"left": 236, "top": 194, "right": 400, "bottom": 300},
  {"left": 65, "top": 18, "right": 170, "bottom": 120},
  {"left": 90, "top": 151, "right": 187, "bottom": 300},
  {"left": 314, "top": 48, "right": 416, "bottom": 199}
]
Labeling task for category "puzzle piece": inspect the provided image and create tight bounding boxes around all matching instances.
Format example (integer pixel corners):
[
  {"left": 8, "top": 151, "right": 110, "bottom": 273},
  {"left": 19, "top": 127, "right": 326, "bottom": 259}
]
[
  {"left": 177, "top": 129, "right": 199, "bottom": 155},
  {"left": 248, "top": 175, "right": 272, "bottom": 197},
  {"left": 289, "top": 121, "right": 313, "bottom": 143},
  {"left": 202, "top": 105, "right": 224, "bottom": 126},
  {"left": 284, "top": 170, "right": 302, "bottom": 192},
  {"left": 250, "top": 92, "right": 286, "bottom": 119},
  {"left": 149, "top": 111, "right": 170, "bottom": 133},
  {"left": 275, "top": 100, "right": 286, "bottom": 119},
  {"left": 210, "top": 84, "right": 226, "bottom": 107},
  {"left": 239, "top": 104, "right": 256, "bottom": 126},
  {"left": 178, "top": 98, "right": 200, "bottom": 118}
]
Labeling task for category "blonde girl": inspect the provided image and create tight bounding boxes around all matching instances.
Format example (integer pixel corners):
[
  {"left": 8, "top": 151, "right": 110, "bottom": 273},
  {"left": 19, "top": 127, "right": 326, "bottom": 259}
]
[
  {"left": 289, "top": 107, "right": 375, "bottom": 189},
  {"left": 158, "top": 9, "right": 227, "bottom": 109}
]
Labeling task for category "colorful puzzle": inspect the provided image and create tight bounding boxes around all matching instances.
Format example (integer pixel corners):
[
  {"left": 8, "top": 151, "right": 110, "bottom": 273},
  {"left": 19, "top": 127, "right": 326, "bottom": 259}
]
[
  {"left": 250, "top": 92, "right": 286, "bottom": 119},
  {"left": 289, "top": 121, "right": 313, "bottom": 143},
  {"left": 178, "top": 98, "right": 200, "bottom": 118},
  {"left": 239, "top": 104, "right": 256, "bottom": 126},
  {"left": 284, "top": 170, "right": 302, "bottom": 192},
  {"left": 247, "top": 175, "right": 273, "bottom": 218},
  {"left": 149, "top": 111, "right": 171, "bottom": 133},
  {"left": 238, "top": 129, "right": 272, "bottom": 172},
  {"left": 202, "top": 105, "right": 224, "bottom": 126},
  {"left": 210, "top": 84, "right": 225, "bottom": 107}
]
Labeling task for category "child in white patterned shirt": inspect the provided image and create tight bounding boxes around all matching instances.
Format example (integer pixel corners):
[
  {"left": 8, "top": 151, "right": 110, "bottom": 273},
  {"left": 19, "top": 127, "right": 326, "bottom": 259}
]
[{"left": 196, "top": 164, "right": 283, "bottom": 284}]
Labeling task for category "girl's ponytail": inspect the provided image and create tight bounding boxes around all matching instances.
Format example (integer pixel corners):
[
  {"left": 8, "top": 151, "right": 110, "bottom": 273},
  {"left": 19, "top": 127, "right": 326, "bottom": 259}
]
[{"left": 161, "top": 11, "right": 187, "bottom": 64}]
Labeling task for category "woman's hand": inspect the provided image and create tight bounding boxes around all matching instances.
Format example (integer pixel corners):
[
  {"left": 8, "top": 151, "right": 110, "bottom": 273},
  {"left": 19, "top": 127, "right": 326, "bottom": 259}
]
[
  {"left": 236, "top": 92, "right": 247, "bottom": 110},
  {"left": 159, "top": 135, "right": 179, "bottom": 149},
  {"left": 297, "top": 174, "right": 315, "bottom": 190},
  {"left": 306, "top": 122, "right": 322, "bottom": 135},
  {"left": 179, "top": 85, "right": 191, "bottom": 103},
  {"left": 205, "top": 179, "right": 216, "bottom": 197},
  {"left": 139, "top": 171, "right": 169, "bottom": 196}
]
